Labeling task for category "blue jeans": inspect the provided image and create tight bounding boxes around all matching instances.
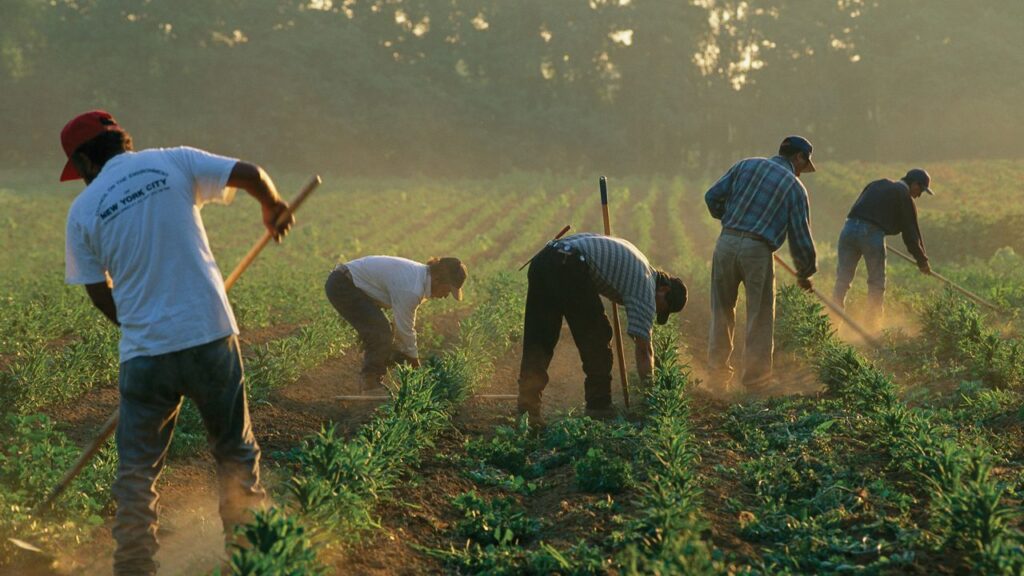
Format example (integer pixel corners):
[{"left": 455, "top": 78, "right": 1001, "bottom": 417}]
[
  {"left": 112, "top": 335, "right": 265, "bottom": 576},
  {"left": 832, "top": 218, "right": 887, "bottom": 329}
]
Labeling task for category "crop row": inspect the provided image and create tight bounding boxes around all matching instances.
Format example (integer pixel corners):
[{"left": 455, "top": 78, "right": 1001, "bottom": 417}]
[
  {"left": 218, "top": 272, "right": 524, "bottom": 574},
  {"left": 416, "top": 329, "right": 720, "bottom": 574},
  {"left": 757, "top": 286, "right": 1024, "bottom": 573}
]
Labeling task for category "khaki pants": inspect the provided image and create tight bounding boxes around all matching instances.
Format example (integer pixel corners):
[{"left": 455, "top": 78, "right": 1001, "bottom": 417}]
[{"left": 708, "top": 233, "right": 775, "bottom": 388}]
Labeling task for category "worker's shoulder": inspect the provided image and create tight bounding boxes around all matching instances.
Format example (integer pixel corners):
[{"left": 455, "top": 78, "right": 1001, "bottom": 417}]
[{"left": 865, "top": 178, "right": 908, "bottom": 196}]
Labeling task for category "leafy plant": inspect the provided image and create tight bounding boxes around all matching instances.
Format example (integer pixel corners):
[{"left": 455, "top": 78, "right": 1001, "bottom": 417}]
[{"left": 452, "top": 491, "right": 541, "bottom": 547}]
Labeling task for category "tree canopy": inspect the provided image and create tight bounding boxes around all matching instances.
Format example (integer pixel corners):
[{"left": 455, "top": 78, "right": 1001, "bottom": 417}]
[{"left": 3, "top": 0, "right": 1022, "bottom": 176}]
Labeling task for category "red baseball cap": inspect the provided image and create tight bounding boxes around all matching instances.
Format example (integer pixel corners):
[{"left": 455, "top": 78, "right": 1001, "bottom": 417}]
[{"left": 60, "top": 110, "right": 123, "bottom": 181}]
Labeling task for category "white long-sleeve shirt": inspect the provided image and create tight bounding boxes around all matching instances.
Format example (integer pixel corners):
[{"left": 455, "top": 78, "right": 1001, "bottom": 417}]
[{"left": 341, "top": 256, "right": 430, "bottom": 358}]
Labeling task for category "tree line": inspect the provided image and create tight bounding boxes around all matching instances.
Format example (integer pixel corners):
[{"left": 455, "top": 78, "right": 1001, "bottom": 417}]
[{"left": 3, "top": 0, "right": 1022, "bottom": 177}]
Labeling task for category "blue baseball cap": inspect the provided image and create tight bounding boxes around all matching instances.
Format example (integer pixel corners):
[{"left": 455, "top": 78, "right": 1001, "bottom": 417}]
[
  {"left": 779, "top": 135, "right": 816, "bottom": 173},
  {"left": 903, "top": 168, "right": 933, "bottom": 195}
]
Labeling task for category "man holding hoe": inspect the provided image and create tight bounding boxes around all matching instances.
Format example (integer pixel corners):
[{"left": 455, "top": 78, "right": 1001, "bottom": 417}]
[
  {"left": 831, "top": 169, "right": 934, "bottom": 329},
  {"left": 326, "top": 255, "right": 468, "bottom": 393},
  {"left": 61, "top": 110, "right": 292, "bottom": 575},
  {"left": 516, "top": 233, "right": 687, "bottom": 424},
  {"left": 704, "top": 135, "right": 818, "bottom": 393}
]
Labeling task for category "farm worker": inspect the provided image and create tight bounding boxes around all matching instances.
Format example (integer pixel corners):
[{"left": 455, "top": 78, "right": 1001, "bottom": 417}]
[
  {"left": 61, "top": 110, "right": 290, "bottom": 576},
  {"left": 516, "top": 233, "right": 687, "bottom": 423},
  {"left": 704, "top": 135, "right": 818, "bottom": 391},
  {"left": 831, "top": 169, "right": 933, "bottom": 329},
  {"left": 325, "top": 256, "right": 468, "bottom": 392}
]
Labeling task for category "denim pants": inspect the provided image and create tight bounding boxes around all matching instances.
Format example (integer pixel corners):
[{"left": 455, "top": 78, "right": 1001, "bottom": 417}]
[
  {"left": 832, "top": 218, "right": 887, "bottom": 328},
  {"left": 112, "top": 335, "right": 265, "bottom": 576},
  {"left": 325, "top": 267, "right": 394, "bottom": 387},
  {"left": 708, "top": 232, "right": 776, "bottom": 388},
  {"left": 518, "top": 246, "right": 614, "bottom": 417}
]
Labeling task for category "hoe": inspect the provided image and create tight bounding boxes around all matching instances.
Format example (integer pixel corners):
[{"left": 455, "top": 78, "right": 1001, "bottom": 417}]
[{"left": 10, "top": 175, "right": 321, "bottom": 556}]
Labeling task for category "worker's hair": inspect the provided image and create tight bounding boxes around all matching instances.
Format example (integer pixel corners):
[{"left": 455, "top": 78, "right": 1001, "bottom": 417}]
[
  {"left": 74, "top": 130, "right": 133, "bottom": 168},
  {"left": 654, "top": 269, "right": 673, "bottom": 287}
]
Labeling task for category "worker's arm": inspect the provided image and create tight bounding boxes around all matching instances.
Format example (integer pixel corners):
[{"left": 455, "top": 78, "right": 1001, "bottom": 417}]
[
  {"left": 84, "top": 281, "right": 119, "bottom": 326},
  {"left": 228, "top": 162, "right": 294, "bottom": 242},
  {"left": 704, "top": 163, "right": 738, "bottom": 220},
  {"left": 786, "top": 182, "right": 818, "bottom": 282},
  {"left": 392, "top": 292, "right": 421, "bottom": 367},
  {"left": 899, "top": 191, "right": 930, "bottom": 272},
  {"left": 633, "top": 335, "right": 654, "bottom": 381}
]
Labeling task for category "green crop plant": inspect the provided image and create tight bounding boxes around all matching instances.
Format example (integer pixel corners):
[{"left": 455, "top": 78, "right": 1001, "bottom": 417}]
[
  {"left": 773, "top": 285, "right": 1024, "bottom": 572},
  {"left": 614, "top": 328, "right": 719, "bottom": 574},
  {"left": 465, "top": 415, "right": 540, "bottom": 477},
  {"left": 226, "top": 271, "right": 524, "bottom": 568},
  {"left": 921, "top": 289, "right": 1024, "bottom": 389},
  {"left": 220, "top": 507, "right": 325, "bottom": 576},
  {"left": 574, "top": 447, "right": 634, "bottom": 494},
  {"left": 0, "top": 413, "right": 116, "bottom": 567},
  {"left": 452, "top": 491, "right": 542, "bottom": 547}
]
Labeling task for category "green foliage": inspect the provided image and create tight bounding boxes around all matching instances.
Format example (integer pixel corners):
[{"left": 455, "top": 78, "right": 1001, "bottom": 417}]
[
  {"left": 616, "top": 328, "right": 718, "bottom": 570},
  {"left": 452, "top": 491, "right": 541, "bottom": 547},
  {"left": 221, "top": 508, "right": 325, "bottom": 576},
  {"left": 769, "top": 282, "right": 1024, "bottom": 573},
  {"left": 922, "top": 289, "right": 1024, "bottom": 389},
  {"left": 574, "top": 448, "right": 633, "bottom": 494},
  {"left": 0, "top": 413, "right": 116, "bottom": 566},
  {"left": 465, "top": 416, "right": 539, "bottom": 477}
]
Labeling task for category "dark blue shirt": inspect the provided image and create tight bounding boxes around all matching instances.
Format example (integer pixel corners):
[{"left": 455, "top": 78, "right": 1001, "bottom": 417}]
[{"left": 848, "top": 178, "right": 928, "bottom": 265}]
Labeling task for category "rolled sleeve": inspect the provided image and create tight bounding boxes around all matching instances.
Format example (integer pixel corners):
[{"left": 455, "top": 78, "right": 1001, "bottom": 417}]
[{"left": 786, "top": 184, "right": 817, "bottom": 278}]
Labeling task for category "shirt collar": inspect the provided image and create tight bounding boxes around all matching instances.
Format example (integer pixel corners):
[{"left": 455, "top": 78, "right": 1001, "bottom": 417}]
[{"left": 770, "top": 155, "right": 796, "bottom": 174}]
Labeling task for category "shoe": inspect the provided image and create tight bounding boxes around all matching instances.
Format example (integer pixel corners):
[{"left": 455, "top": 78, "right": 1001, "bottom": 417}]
[
  {"left": 516, "top": 401, "right": 544, "bottom": 429},
  {"left": 360, "top": 373, "right": 390, "bottom": 397},
  {"left": 584, "top": 405, "right": 619, "bottom": 421}
]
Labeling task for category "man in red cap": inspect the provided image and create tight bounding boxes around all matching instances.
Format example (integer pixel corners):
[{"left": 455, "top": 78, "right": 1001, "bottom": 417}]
[{"left": 61, "top": 110, "right": 293, "bottom": 575}]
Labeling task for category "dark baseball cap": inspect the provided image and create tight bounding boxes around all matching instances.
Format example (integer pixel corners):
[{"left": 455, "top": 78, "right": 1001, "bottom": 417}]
[
  {"left": 780, "top": 135, "right": 816, "bottom": 173},
  {"left": 656, "top": 275, "right": 687, "bottom": 325},
  {"left": 903, "top": 168, "right": 933, "bottom": 195},
  {"left": 60, "top": 110, "right": 125, "bottom": 182}
]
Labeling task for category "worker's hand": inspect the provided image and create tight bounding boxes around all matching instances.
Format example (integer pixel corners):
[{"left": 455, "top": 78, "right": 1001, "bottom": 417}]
[
  {"left": 919, "top": 262, "right": 932, "bottom": 275},
  {"left": 797, "top": 276, "right": 814, "bottom": 292},
  {"left": 262, "top": 198, "right": 294, "bottom": 243}
]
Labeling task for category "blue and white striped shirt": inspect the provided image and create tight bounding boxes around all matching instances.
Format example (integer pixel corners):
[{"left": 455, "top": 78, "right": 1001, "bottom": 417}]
[
  {"left": 558, "top": 233, "right": 657, "bottom": 340},
  {"left": 704, "top": 155, "right": 817, "bottom": 278}
]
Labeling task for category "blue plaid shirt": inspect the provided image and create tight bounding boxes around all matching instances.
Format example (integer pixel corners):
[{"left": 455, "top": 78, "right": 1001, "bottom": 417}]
[{"left": 704, "top": 155, "right": 817, "bottom": 278}]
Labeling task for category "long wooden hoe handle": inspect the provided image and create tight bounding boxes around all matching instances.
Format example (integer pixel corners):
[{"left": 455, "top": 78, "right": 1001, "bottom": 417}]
[
  {"left": 601, "top": 176, "right": 630, "bottom": 410},
  {"left": 772, "top": 254, "right": 881, "bottom": 348},
  {"left": 38, "top": 175, "right": 322, "bottom": 513},
  {"left": 886, "top": 245, "right": 1000, "bottom": 312}
]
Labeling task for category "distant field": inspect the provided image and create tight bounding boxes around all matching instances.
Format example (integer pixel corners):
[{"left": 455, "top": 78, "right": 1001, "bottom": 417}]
[{"left": 2, "top": 162, "right": 1023, "bottom": 574}]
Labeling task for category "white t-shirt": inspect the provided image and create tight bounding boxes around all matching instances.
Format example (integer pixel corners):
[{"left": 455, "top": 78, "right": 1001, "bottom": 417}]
[
  {"left": 65, "top": 147, "right": 240, "bottom": 362},
  {"left": 341, "top": 256, "right": 430, "bottom": 358}
]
